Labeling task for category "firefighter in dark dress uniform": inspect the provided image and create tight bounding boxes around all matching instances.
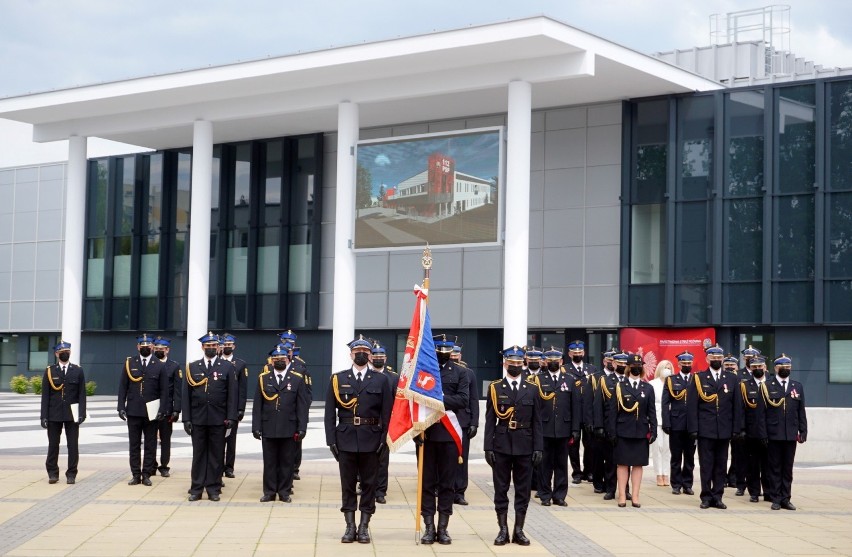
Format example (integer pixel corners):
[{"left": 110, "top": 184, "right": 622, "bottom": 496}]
[
  {"left": 370, "top": 341, "right": 397, "bottom": 504},
  {"left": 593, "top": 349, "right": 623, "bottom": 500},
  {"left": 153, "top": 336, "right": 181, "bottom": 477},
  {"left": 535, "top": 347, "right": 580, "bottom": 506},
  {"left": 182, "top": 332, "right": 239, "bottom": 501},
  {"left": 728, "top": 345, "right": 760, "bottom": 490},
  {"left": 280, "top": 330, "right": 313, "bottom": 481},
  {"left": 740, "top": 355, "right": 770, "bottom": 503},
  {"left": 662, "top": 351, "right": 696, "bottom": 496},
  {"left": 524, "top": 346, "right": 544, "bottom": 497},
  {"left": 764, "top": 354, "right": 807, "bottom": 511},
  {"left": 40, "top": 341, "right": 86, "bottom": 484},
  {"left": 117, "top": 333, "right": 168, "bottom": 486},
  {"left": 452, "top": 340, "right": 479, "bottom": 506},
  {"left": 219, "top": 333, "right": 248, "bottom": 479},
  {"left": 589, "top": 348, "right": 615, "bottom": 495},
  {"left": 252, "top": 345, "right": 310, "bottom": 502},
  {"left": 687, "top": 344, "right": 745, "bottom": 510},
  {"left": 564, "top": 340, "right": 597, "bottom": 484},
  {"left": 484, "top": 346, "right": 543, "bottom": 547},
  {"left": 324, "top": 336, "right": 393, "bottom": 544}
]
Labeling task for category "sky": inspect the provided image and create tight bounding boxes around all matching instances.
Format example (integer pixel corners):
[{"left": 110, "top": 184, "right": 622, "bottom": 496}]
[{"left": 0, "top": 0, "right": 850, "bottom": 167}]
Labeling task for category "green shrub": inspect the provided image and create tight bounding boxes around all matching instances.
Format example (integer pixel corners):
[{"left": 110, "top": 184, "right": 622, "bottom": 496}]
[
  {"left": 30, "top": 375, "right": 43, "bottom": 395},
  {"left": 85, "top": 381, "right": 97, "bottom": 396},
  {"left": 10, "top": 374, "right": 30, "bottom": 394}
]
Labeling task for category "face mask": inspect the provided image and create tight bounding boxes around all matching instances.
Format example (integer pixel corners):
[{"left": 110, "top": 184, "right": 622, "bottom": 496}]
[
  {"left": 204, "top": 347, "right": 218, "bottom": 358},
  {"left": 661, "top": 367, "right": 672, "bottom": 379},
  {"left": 353, "top": 352, "right": 369, "bottom": 367},
  {"left": 436, "top": 352, "right": 451, "bottom": 365},
  {"left": 571, "top": 355, "right": 583, "bottom": 364},
  {"left": 222, "top": 347, "right": 234, "bottom": 356},
  {"left": 139, "top": 346, "right": 152, "bottom": 358},
  {"left": 547, "top": 361, "right": 560, "bottom": 372},
  {"left": 372, "top": 359, "right": 385, "bottom": 369},
  {"left": 154, "top": 350, "right": 166, "bottom": 360},
  {"left": 273, "top": 360, "right": 287, "bottom": 371},
  {"left": 605, "top": 362, "right": 614, "bottom": 372},
  {"left": 709, "top": 360, "right": 722, "bottom": 371},
  {"left": 724, "top": 366, "right": 737, "bottom": 373},
  {"left": 615, "top": 365, "right": 626, "bottom": 375},
  {"left": 752, "top": 368, "right": 765, "bottom": 378},
  {"left": 629, "top": 366, "right": 642, "bottom": 377},
  {"left": 680, "top": 365, "right": 692, "bottom": 373},
  {"left": 527, "top": 361, "right": 540, "bottom": 371},
  {"left": 506, "top": 365, "right": 523, "bottom": 377},
  {"left": 58, "top": 352, "right": 70, "bottom": 363},
  {"left": 776, "top": 368, "right": 791, "bottom": 378}
]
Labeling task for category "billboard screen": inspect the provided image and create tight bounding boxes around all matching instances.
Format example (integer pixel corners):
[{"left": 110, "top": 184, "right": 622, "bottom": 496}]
[{"left": 354, "top": 127, "right": 503, "bottom": 250}]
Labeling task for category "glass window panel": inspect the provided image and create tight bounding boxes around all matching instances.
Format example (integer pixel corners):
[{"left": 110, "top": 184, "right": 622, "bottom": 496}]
[
  {"left": 630, "top": 204, "right": 666, "bottom": 284},
  {"left": 138, "top": 297, "right": 158, "bottom": 330},
  {"left": 828, "top": 192, "right": 852, "bottom": 278},
  {"left": 147, "top": 154, "right": 163, "bottom": 234},
  {"left": 167, "top": 296, "right": 187, "bottom": 330},
  {"left": 726, "top": 90, "right": 765, "bottom": 197},
  {"left": 176, "top": 153, "right": 191, "bottom": 232},
  {"left": 257, "top": 228, "right": 280, "bottom": 294},
  {"left": 737, "top": 332, "right": 774, "bottom": 360},
  {"left": 88, "top": 160, "right": 109, "bottom": 235},
  {"left": 628, "top": 284, "right": 664, "bottom": 325},
  {"left": 297, "top": 136, "right": 315, "bottom": 159},
  {"left": 723, "top": 282, "right": 761, "bottom": 323},
  {"left": 86, "top": 238, "right": 106, "bottom": 297},
  {"left": 675, "top": 201, "right": 710, "bottom": 282},
  {"left": 829, "top": 80, "right": 852, "bottom": 191},
  {"left": 675, "top": 283, "right": 709, "bottom": 324},
  {"left": 28, "top": 335, "right": 50, "bottom": 370},
  {"left": 84, "top": 300, "right": 104, "bottom": 329},
  {"left": 211, "top": 146, "right": 221, "bottom": 227},
  {"left": 775, "top": 194, "right": 814, "bottom": 279},
  {"left": 233, "top": 144, "right": 251, "bottom": 229},
  {"left": 140, "top": 235, "right": 160, "bottom": 297},
  {"left": 632, "top": 100, "right": 668, "bottom": 204},
  {"left": 829, "top": 332, "right": 852, "bottom": 383},
  {"left": 678, "top": 96, "right": 714, "bottom": 201},
  {"left": 289, "top": 225, "right": 312, "bottom": 293},
  {"left": 265, "top": 141, "right": 283, "bottom": 210},
  {"left": 825, "top": 281, "right": 852, "bottom": 323},
  {"left": 773, "top": 281, "right": 813, "bottom": 323},
  {"left": 724, "top": 198, "right": 763, "bottom": 281},
  {"left": 115, "top": 156, "right": 135, "bottom": 235},
  {"left": 256, "top": 294, "right": 279, "bottom": 329},
  {"left": 112, "top": 236, "right": 132, "bottom": 297},
  {"left": 226, "top": 295, "right": 247, "bottom": 329},
  {"left": 777, "top": 85, "right": 816, "bottom": 194},
  {"left": 112, "top": 298, "right": 131, "bottom": 330},
  {"left": 226, "top": 229, "right": 249, "bottom": 295},
  {"left": 287, "top": 293, "right": 308, "bottom": 328}
]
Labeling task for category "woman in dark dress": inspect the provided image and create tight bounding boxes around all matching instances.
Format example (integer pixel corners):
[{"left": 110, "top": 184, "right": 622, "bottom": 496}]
[{"left": 606, "top": 353, "right": 657, "bottom": 507}]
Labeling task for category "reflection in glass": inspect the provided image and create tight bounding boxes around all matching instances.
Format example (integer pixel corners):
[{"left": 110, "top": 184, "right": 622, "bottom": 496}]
[
  {"left": 116, "top": 156, "right": 135, "bottom": 235},
  {"left": 632, "top": 100, "right": 668, "bottom": 204},
  {"left": 88, "top": 160, "right": 109, "bottom": 235},
  {"left": 829, "top": 331, "right": 852, "bottom": 383},
  {"left": 829, "top": 80, "right": 852, "bottom": 191},
  {"left": 825, "top": 281, "right": 852, "bottom": 323},
  {"left": 675, "top": 201, "right": 709, "bottom": 282},
  {"left": 256, "top": 228, "right": 279, "bottom": 294},
  {"left": 723, "top": 283, "right": 761, "bottom": 323},
  {"left": 233, "top": 144, "right": 251, "bottom": 229},
  {"left": 112, "top": 298, "right": 131, "bottom": 330},
  {"left": 773, "top": 281, "right": 813, "bottom": 322},
  {"left": 828, "top": 192, "right": 852, "bottom": 278},
  {"left": 777, "top": 85, "right": 815, "bottom": 194},
  {"left": 86, "top": 238, "right": 106, "bottom": 297},
  {"left": 140, "top": 235, "right": 159, "bottom": 297},
  {"left": 675, "top": 284, "right": 708, "bottom": 324},
  {"left": 628, "top": 284, "right": 664, "bottom": 324},
  {"left": 726, "top": 91, "right": 765, "bottom": 197},
  {"left": 678, "top": 96, "right": 714, "bottom": 201},
  {"left": 148, "top": 154, "right": 163, "bottom": 234},
  {"left": 724, "top": 199, "right": 763, "bottom": 281},
  {"left": 775, "top": 195, "right": 814, "bottom": 279},
  {"left": 226, "top": 230, "right": 249, "bottom": 295},
  {"left": 630, "top": 204, "right": 665, "bottom": 284},
  {"left": 113, "top": 236, "right": 132, "bottom": 297},
  {"left": 289, "top": 225, "right": 312, "bottom": 293},
  {"left": 176, "top": 153, "right": 191, "bottom": 232}
]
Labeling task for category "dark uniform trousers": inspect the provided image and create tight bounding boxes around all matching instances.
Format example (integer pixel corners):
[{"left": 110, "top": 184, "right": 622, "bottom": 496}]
[
  {"left": 262, "top": 436, "right": 297, "bottom": 497},
  {"left": 118, "top": 357, "right": 168, "bottom": 479},
  {"left": 687, "top": 369, "right": 744, "bottom": 505},
  {"left": 764, "top": 377, "right": 807, "bottom": 505},
  {"left": 41, "top": 364, "right": 86, "bottom": 480},
  {"left": 421, "top": 361, "right": 469, "bottom": 516},
  {"left": 565, "top": 364, "right": 595, "bottom": 480},
  {"left": 324, "top": 367, "right": 393, "bottom": 515},
  {"left": 374, "top": 367, "right": 397, "bottom": 498},
  {"left": 593, "top": 373, "right": 620, "bottom": 495},
  {"left": 290, "top": 358, "right": 312, "bottom": 477},
  {"left": 183, "top": 358, "right": 239, "bottom": 497},
  {"left": 223, "top": 357, "right": 248, "bottom": 475},
  {"left": 662, "top": 374, "right": 695, "bottom": 489},
  {"left": 155, "top": 359, "right": 181, "bottom": 474},
  {"left": 745, "top": 437, "right": 771, "bottom": 497},
  {"left": 454, "top": 365, "right": 479, "bottom": 499},
  {"left": 537, "top": 370, "right": 580, "bottom": 502},
  {"left": 727, "top": 368, "right": 753, "bottom": 489},
  {"left": 739, "top": 377, "right": 769, "bottom": 498}
]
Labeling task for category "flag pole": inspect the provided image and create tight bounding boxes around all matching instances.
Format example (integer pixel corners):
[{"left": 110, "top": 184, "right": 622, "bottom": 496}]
[{"left": 415, "top": 244, "right": 432, "bottom": 545}]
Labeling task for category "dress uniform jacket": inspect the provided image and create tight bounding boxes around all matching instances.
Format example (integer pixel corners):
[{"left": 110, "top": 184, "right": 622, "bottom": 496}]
[
  {"left": 686, "top": 369, "right": 744, "bottom": 439},
  {"left": 593, "top": 372, "right": 619, "bottom": 430},
  {"left": 763, "top": 377, "right": 807, "bottom": 442},
  {"left": 227, "top": 357, "right": 249, "bottom": 415},
  {"left": 741, "top": 378, "right": 767, "bottom": 440},
  {"left": 605, "top": 380, "right": 657, "bottom": 440},
  {"left": 455, "top": 364, "right": 478, "bottom": 431},
  {"left": 161, "top": 359, "right": 182, "bottom": 416},
  {"left": 484, "top": 376, "right": 543, "bottom": 455},
  {"left": 661, "top": 373, "right": 691, "bottom": 431},
  {"left": 118, "top": 356, "right": 169, "bottom": 418},
  {"left": 423, "top": 361, "right": 470, "bottom": 441},
  {"left": 41, "top": 363, "right": 86, "bottom": 422},
  {"left": 252, "top": 366, "right": 310, "bottom": 438},
  {"left": 324, "top": 367, "right": 393, "bottom": 453},
  {"left": 536, "top": 371, "right": 581, "bottom": 438},
  {"left": 181, "top": 358, "right": 239, "bottom": 425}
]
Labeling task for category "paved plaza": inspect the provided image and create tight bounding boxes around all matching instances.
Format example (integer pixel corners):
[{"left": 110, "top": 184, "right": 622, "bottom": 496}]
[{"left": 1, "top": 392, "right": 852, "bottom": 556}]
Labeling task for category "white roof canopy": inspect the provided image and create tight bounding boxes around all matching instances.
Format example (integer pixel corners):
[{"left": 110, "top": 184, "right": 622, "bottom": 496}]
[{"left": 0, "top": 16, "right": 722, "bottom": 150}]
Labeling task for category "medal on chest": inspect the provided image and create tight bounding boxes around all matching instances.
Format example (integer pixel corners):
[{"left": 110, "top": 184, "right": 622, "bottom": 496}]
[
  {"left": 213, "top": 371, "right": 219, "bottom": 381},
  {"left": 287, "top": 383, "right": 292, "bottom": 391},
  {"left": 723, "top": 383, "right": 728, "bottom": 393}
]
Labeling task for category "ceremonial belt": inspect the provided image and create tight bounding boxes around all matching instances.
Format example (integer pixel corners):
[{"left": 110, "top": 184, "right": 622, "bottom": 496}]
[
  {"left": 500, "top": 418, "right": 531, "bottom": 430},
  {"left": 340, "top": 416, "right": 381, "bottom": 426}
]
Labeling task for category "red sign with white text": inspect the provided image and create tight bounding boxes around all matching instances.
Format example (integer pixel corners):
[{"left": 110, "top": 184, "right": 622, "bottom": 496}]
[{"left": 620, "top": 328, "right": 716, "bottom": 381}]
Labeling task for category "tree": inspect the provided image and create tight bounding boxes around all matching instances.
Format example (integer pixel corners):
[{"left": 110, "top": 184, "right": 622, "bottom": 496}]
[{"left": 356, "top": 164, "right": 373, "bottom": 210}]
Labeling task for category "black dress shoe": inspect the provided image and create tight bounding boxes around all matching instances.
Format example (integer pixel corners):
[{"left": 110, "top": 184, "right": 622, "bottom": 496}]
[
  {"left": 293, "top": 472, "right": 301, "bottom": 481},
  {"left": 260, "top": 494, "right": 275, "bottom": 502},
  {"left": 771, "top": 502, "right": 781, "bottom": 510},
  {"left": 376, "top": 495, "right": 386, "bottom": 504},
  {"left": 593, "top": 488, "right": 604, "bottom": 494},
  {"left": 749, "top": 495, "right": 759, "bottom": 503},
  {"left": 617, "top": 502, "right": 626, "bottom": 508},
  {"left": 279, "top": 495, "right": 292, "bottom": 503},
  {"left": 671, "top": 487, "right": 681, "bottom": 495},
  {"left": 726, "top": 481, "right": 736, "bottom": 488},
  {"left": 554, "top": 499, "right": 568, "bottom": 507},
  {"left": 160, "top": 470, "right": 170, "bottom": 478},
  {"left": 48, "top": 476, "right": 59, "bottom": 484},
  {"left": 764, "top": 496, "right": 772, "bottom": 502},
  {"left": 700, "top": 500, "right": 711, "bottom": 509},
  {"left": 224, "top": 471, "right": 235, "bottom": 479},
  {"left": 188, "top": 493, "right": 201, "bottom": 502},
  {"left": 142, "top": 476, "right": 152, "bottom": 486},
  {"left": 540, "top": 499, "right": 551, "bottom": 506},
  {"left": 631, "top": 501, "right": 641, "bottom": 508},
  {"left": 683, "top": 488, "right": 695, "bottom": 495},
  {"left": 571, "top": 478, "right": 582, "bottom": 484},
  {"left": 453, "top": 497, "right": 467, "bottom": 506},
  {"left": 781, "top": 501, "right": 796, "bottom": 511},
  {"left": 208, "top": 493, "right": 220, "bottom": 502},
  {"left": 128, "top": 477, "right": 141, "bottom": 485},
  {"left": 735, "top": 489, "right": 745, "bottom": 496},
  {"left": 603, "top": 493, "right": 615, "bottom": 500},
  {"left": 715, "top": 501, "right": 727, "bottom": 510}
]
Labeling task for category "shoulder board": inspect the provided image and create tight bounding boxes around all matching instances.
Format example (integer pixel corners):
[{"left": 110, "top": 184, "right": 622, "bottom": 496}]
[
  {"left": 490, "top": 378, "right": 502, "bottom": 385},
  {"left": 459, "top": 360, "right": 469, "bottom": 367},
  {"left": 259, "top": 369, "right": 270, "bottom": 376},
  {"left": 525, "top": 375, "right": 537, "bottom": 384},
  {"left": 386, "top": 365, "right": 394, "bottom": 372},
  {"left": 244, "top": 368, "right": 248, "bottom": 377},
  {"left": 296, "top": 356, "right": 306, "bottom": 363},
  {"left": 290, "top": 371, "right": 303, "bottom": 379},
  {"left": 126, "top": 356, "right": 132, "bottom": 361}
]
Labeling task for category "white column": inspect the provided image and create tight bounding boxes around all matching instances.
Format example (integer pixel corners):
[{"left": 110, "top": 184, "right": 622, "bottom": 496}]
[
  {"left": 331, "top": 102, "right": 359, "bottom": 371},
  {"left": 60, "top": 135, "right": 87, "bottom": 364},
  {"left": 503, "top": 80, "right": 532, "bottom": 347},
  {"left": 186, "top": 120, "right": 213, "bottom": 362}
]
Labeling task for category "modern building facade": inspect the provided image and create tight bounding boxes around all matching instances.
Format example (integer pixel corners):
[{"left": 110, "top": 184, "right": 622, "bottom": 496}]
[{"left": 0, "top": 15, "right": 850, "bottom": 405}]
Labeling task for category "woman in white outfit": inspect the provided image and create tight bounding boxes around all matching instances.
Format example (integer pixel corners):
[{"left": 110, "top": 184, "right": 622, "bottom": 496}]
[{"left": 650, "top": 360, "right": 673, "bottom": 486}]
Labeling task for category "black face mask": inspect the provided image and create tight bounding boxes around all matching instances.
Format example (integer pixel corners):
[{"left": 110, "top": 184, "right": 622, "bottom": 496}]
[
  {"left": 273, "top": 360, "right": 287, "bottom": 371},
  {"left": 605, "top": 362, "right": 614, "bottom": 371},
  {"left": 776, "top": 367, "right": 791, "bottom": 378},
  {"left": 372, "top": 359, "right": 385, "bottom": 369},
  {"left": 571, "top": 355, "right": 583, "bottom": 364},
  {"left": 709, "top": 360, "right": 722, "bottom": 371},
  {"left": 615, "top": 365, "right": 626, "bottom": 375},
  {"left": 506, "top": 365, "right": 523, "bottom": 377},
  {"left": 629, "top": 366, "right": 642, "bottom": 377},
  {"left": 724, "top": 366, "right": 737, "bottom": 373},
  {"left": 680, "top": 365, "right": 692, "bottom": 373},
  {"left": 547, "top": 361, "right": 561, "bottom": 372},
  {"left": 204, "top": 347, "right": 218, "bottom": 359},
  {"left": 139, "top": 346, "right": 152, "bottom": 358},
  {"left": 222, "top": 347, "right": 234, "bottom": 356},
  {"left": 154, "top": 350, "right": 166, "bottom": 360},
  {"left": 527, "top": 361, "right": 540, "bottom": 371},
  {"left": 436, "top": 352, "right": 451, "bottom": 365},
  {"left": 58, "top": 352, "right": 70, "bottom": 363},
  {"left": 751, "top": 368, "right": 765, "bottom": 378},
  {"left": 353, "top": 352, "right": 369, "bottom": 367}
]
